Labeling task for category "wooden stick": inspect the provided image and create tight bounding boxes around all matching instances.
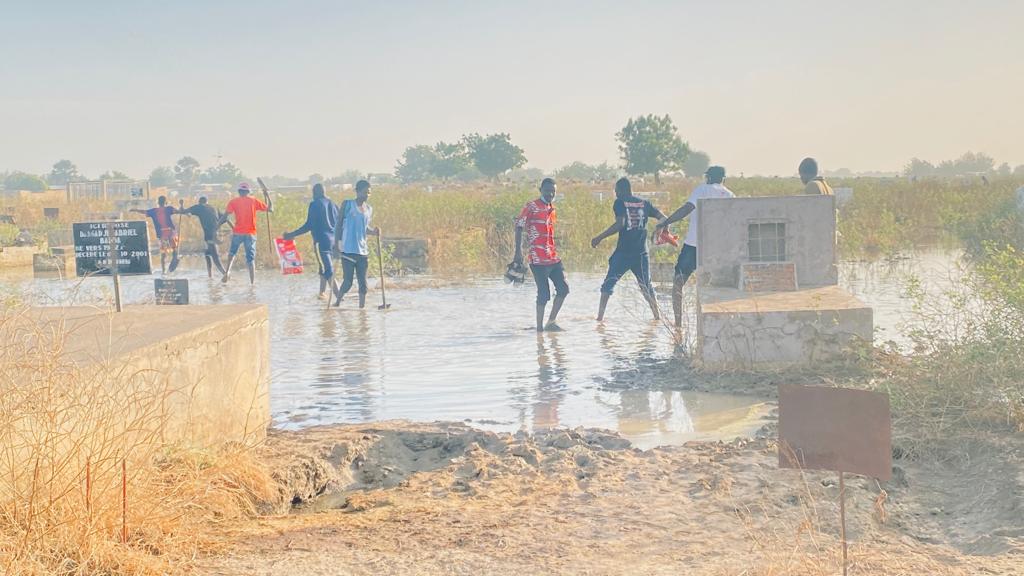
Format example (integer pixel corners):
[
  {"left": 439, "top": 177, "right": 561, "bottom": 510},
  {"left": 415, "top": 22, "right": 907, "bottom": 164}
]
[
  {"left": 85, "top": 457, "right": 91, "bottom": 516},
  {"left": 839, "top": 471, "right": 847, "bottom": 576},
  {"left": 121, "top": 458, "right": 127, "bottom": 544},
  {"left": 257, "top": 178, "right": 273, "bottom": 262}
]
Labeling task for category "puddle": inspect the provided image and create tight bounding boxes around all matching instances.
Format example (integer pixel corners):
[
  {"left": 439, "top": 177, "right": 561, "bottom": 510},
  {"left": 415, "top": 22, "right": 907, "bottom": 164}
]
[{"left": 0, "top": 249, "right": 962, "bottom": 448}]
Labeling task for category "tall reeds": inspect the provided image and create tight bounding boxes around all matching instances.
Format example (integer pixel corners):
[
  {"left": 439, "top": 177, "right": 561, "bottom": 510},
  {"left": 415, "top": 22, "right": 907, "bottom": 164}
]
[{"left": 0, "top": 305, "right": 276, "bottom": 575}]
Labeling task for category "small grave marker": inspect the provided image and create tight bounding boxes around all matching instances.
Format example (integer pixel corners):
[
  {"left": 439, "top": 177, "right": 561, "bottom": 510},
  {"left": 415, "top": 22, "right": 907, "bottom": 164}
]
[
  {"left": 154, "top": 278, "right": 189, "bottom": 305},
  {"left": 778, "top": 384, "right": 892, "bottom": 576}
]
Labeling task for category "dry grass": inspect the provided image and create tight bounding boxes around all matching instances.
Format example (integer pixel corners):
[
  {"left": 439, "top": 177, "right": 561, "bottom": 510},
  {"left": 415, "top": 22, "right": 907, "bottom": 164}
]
[{"left": 0, "top": 304, "right": 277, "bottom": 575}]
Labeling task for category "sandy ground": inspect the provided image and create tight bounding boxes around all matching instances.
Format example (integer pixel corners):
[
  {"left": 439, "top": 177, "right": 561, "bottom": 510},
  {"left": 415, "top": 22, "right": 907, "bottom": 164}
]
[{"left": 196, "top": 421, "right": 1023, "bottom": 575}]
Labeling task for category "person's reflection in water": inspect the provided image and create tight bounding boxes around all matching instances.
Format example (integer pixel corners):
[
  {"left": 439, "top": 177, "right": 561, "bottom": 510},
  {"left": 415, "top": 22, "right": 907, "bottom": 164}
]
[
  {"left": 336, "top": 311, "right": 376, "bottom": 421},
  {"left": 313, "top": 313, "right": 342, "bottom": 387},
  {"left": 532, "top": 332, "right": 568, "bottom": 430}
]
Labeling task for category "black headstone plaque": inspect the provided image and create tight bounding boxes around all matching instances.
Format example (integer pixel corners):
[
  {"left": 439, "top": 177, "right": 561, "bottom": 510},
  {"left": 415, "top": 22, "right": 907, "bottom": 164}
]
[
  {"left": 154, "top": 278, "right": 189, "bottom": 305},
  {"left": 74, "top": 221, "right": 151, "bottom": 276}
]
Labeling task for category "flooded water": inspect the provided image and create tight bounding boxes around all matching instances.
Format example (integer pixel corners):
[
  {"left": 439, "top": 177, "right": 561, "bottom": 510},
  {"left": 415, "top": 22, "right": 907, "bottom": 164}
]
[{"left": 0, "top": 249, "right": 964, "bottom": 449}]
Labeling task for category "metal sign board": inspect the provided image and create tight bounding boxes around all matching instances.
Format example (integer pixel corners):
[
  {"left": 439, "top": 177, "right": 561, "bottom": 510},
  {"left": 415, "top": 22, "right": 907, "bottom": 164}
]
[
  {"left": 154, "top": 278, "right": 189, "bottom": 305},
  {"left": 778, "top": 384, "right": 892, "bottom": 480},
  {"left": 73, "top": 221, "right": 151, "bottom": 277}
]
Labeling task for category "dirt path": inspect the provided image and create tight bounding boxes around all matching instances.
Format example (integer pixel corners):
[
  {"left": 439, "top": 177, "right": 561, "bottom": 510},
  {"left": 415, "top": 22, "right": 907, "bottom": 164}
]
[{"left": 194, "top": 422, "right": 1023, "bottom": 575}]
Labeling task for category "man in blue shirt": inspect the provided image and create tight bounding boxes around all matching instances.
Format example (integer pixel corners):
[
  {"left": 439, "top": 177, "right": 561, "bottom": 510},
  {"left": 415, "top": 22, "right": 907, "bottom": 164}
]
[
  {"left": 333, "top": 179, "right": 380, "bottom": 308},
  {"left": 591, "top": 177, "right": 666, "bottom": 322},
  {"left": 283, "top": 183, "right": 339, "bottom": 299}
]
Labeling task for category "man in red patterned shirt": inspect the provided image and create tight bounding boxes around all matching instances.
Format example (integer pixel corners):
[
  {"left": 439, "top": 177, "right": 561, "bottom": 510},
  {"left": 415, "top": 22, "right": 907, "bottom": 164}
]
[{"left": 514, "top": 178, "right": 569, "bottom": 331}]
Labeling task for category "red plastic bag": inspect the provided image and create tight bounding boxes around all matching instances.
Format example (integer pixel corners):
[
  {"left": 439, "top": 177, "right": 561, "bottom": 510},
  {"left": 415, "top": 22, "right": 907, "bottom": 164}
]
[
  {"left": 655, "top": 228, "right": 680, "bottom": 247},
  {"left": 275, "top": 237, "right": 304, "bottom": 275}
]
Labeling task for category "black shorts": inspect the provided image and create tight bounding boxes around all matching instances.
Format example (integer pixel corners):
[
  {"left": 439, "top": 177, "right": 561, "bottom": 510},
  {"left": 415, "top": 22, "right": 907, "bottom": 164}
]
[
  {"left": 675, "top": 244, "right": 697, "bottom": 279},
  {"left": 600, "top": 250, "right": 653, "bottom": 295},
  {"left": 530, "top": 262, "right": 569, "bottom": 305}
]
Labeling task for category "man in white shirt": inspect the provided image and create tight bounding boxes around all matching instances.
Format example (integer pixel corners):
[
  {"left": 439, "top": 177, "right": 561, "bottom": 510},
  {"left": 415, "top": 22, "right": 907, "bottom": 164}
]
[{"left": 653, "top": 166, "right": 735, "bottom": 328}]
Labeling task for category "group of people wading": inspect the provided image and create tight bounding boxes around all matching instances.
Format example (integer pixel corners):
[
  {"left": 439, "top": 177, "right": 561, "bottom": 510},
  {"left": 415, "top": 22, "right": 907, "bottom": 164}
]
[
  {"left": 133, "top": 157, "right": 832, "bottom": 323},
  {"left": 133, "top": 180, "right": 377, "bottom": 306},
  {"left": 514, "top": 157, "right": 832, "bottom": 331}
]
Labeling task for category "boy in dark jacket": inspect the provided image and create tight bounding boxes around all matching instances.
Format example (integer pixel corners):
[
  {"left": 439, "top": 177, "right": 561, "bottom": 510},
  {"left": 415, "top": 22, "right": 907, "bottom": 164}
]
[{"left": 283, "top": 183, "right": 340, "bottom": 299}]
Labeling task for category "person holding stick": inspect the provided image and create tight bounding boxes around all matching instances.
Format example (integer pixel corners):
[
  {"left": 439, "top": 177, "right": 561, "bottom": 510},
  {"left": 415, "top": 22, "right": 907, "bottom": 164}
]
[
  {"left": 221, "top": 182, "right": 272, "bottom": 285},
  {"left": 514, "top": 177, "right": 569, "bottom": 331},
  {"left": 283, "top": 183, "right": 339, "bottom": 299},
  {"left": 183, "top": 196, "right": 227, "bottom": 278},
  {"left": 333, "top": 180, "right": 379, "bottom": 308},
  {"left": 591, "top": 177, "right": 665, "bottom": 322},
  {"left": 129, "top": 195, "right": 179, "bottom": 274}
]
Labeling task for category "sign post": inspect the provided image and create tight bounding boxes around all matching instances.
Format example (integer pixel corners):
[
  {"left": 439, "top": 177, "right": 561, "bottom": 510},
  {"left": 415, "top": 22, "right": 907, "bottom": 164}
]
[
  {"left": 778, "top": 384, "right": 892, "bottom": 576},
  {"left": 74, "top": 221, "right": 152, "bottom": 311}
]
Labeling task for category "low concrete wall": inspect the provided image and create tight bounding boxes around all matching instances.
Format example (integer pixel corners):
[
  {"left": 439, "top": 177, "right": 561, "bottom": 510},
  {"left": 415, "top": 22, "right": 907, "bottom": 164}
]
[
  {"left": 0, "top": 246, "right": 42, "bottom": 268},
  {"left": 699, "top": 286, "right": 872, "bottom": 368},
  {"left": 20, "top": 305, "right": 270, "bottom": 447}
]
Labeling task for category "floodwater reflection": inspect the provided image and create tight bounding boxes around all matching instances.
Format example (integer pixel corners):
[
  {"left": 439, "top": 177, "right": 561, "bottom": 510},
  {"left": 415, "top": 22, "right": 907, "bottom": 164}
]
[{"left": 1, "top": 250, "right": 962, "bottom": 447}]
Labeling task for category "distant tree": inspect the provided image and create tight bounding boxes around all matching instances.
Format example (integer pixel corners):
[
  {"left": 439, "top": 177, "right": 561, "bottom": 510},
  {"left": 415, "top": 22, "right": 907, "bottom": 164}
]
[
  {"left": 98, "top": 170, "right": 129, "bottom": 180},
  {"left": 592, "top": 162, "right": 619, "bottom": 181},
  {"left": 201, "top": 162, "right": 247, "bottom": 184},
  {"left": 462, "top": 133, "right": 527, "bottom": 180},
  {"left": 432, "top": 140, "right": 471, "bottom": 181},
  {"left": 148, "top": 166, "right": 175, "bottom": 187},
  {"left": 1014, "top": 164, "right": 1024, "bottom": 177},
  {"left": 681, "top": 150, "right": 711, "bottom": 178},
  {"left": 508, "top": 167, "right": 546, "bottom": 183},
  {"left": 454, "top": 166, "right": 485, "bottom": 182},
  {"left": 308, "top": 173, "right": 325, "bottom": 185},
  {"left": 174, "top": 156, "right": 201, "bottom": 193},
  {"left": 902, "top": 158, "right": 936, "bottom": 177},
  {"left": 4, "top": 172, "right": 47, "bottom": 192},
  {"left": 997, "top": 162, "right": 1012, "bottom": 177},
  {"left": 48, "top": 159, "right": 82, "bottom": 186},
  {"left": 555, "top": 161, "right": 619, "bottom": 182},
  {"left": 936, "top": 152, "right": 995, "bottom": 176},
  {"left": 555, "top": 161, "right": 597, "bottom": 181},
  {"left": 395, "top": 145, "right": 438, "bottom": 183},
  {"left": 616, "top": 114, "right": 689, "bottom": 184}
]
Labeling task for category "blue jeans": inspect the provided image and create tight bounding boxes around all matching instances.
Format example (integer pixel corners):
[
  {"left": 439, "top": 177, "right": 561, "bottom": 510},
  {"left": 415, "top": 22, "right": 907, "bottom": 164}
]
[{"left": 229, "top": 234, "right": 257, "bottom": 263}]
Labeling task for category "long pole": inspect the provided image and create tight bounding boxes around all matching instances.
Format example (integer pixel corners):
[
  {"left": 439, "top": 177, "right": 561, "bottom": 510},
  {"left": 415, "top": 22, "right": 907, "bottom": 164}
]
[
  {"left": 377, "top": 234, "right": 389, "bottom": 310},
  {"left": 839, "top": 471, "right": 848, "bottom": 576},
  {"left": 258, "top": 178, "right": 273, "bottom": 262},
  {"left": 107, "top": 221, "right": 122, "bottom": 312}
]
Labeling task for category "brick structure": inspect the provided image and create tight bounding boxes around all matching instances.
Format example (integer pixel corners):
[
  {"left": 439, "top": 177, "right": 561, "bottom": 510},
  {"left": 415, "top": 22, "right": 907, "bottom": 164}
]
[{"left": 739, "top": 262, "right": 798, "bottom": 292}]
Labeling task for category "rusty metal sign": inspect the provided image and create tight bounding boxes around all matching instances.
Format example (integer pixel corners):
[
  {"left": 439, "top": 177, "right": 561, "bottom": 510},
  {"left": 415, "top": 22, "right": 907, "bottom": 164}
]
[{"left": 778, "top": 384, "right": 892, "bottom": 480}]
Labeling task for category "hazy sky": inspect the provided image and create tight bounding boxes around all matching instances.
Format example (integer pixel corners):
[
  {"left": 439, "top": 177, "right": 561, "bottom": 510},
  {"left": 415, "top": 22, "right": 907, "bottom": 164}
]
[{"left": 2, "top": 0, "right": 1022, "bottom": 179}]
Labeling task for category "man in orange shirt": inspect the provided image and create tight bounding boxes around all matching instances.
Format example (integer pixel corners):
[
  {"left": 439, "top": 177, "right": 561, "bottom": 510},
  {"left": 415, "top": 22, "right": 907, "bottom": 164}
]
[{"left": 220, "top": 182, "right": 273, "bottom": 284}]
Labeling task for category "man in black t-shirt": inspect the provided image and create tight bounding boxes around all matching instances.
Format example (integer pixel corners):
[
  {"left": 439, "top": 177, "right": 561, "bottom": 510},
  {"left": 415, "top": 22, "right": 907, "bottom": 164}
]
[
  {"left": 590, "top": 177, "right": 666, "bottom": 322},
  {"left": 183, "top": 196, "right": 227, "bottom": 277}
]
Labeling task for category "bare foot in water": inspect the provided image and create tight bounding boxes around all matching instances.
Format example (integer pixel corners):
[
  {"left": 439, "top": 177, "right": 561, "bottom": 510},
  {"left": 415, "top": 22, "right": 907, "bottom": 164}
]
[{"left": 544, "top": 322, "right": 563, "bottom": 332}]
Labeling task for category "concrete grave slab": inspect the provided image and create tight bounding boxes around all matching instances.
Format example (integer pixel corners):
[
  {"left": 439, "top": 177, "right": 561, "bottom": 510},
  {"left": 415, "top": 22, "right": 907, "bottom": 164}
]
[{"left": 698, "top": 286, "right": 872, "bottom": 368}]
